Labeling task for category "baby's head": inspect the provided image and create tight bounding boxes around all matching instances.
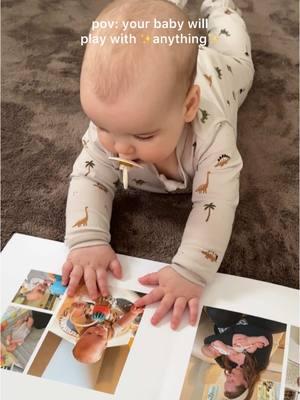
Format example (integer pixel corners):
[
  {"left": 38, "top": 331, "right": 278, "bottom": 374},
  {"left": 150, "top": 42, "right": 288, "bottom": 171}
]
[
  {"left": 73, "top": 324, "right": 108, "bottom": 364},
  {"left": 25, "top": 283, "right": 48, "bottom": 302},
  {"left": 80, "top": 0, "right": 200, "bottom": 165},
  {"left": 224, "top": 367, "right": 248, "bottom": 399}
]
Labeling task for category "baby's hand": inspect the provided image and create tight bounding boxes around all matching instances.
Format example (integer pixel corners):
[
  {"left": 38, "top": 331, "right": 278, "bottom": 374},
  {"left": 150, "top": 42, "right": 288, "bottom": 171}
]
[
  {"left": 134, "top": 266, "right": 202, "bottom": 330},
  {"left": 129, "top": 305, "right": 144, "bottom": 316},
  {"left": 62, "top": 245, "right": 122, "bottom": 299}
]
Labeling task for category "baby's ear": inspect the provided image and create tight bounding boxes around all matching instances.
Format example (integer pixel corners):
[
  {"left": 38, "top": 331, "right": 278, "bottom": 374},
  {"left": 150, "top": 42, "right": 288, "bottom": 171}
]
[{"left": 184, "top": 84, "right": 200, "bottom": 123}]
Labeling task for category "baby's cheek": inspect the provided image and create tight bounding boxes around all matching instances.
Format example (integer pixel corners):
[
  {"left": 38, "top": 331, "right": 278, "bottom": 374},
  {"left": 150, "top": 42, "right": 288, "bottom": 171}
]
[{"left": 98, "top": 131, "right": 114, "bottom": 152}]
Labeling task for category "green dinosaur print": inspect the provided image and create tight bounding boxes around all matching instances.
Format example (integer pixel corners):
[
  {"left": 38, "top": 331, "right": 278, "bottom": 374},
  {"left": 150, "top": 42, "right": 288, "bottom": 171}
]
[
  {"left": 219, "top": 28, "right": 230, "bottom": 37},
  {"left": 93, "top": 182, "right": 108, "bottom": 193},
  {"left": 133, "top": 179, "right": 146, "bottom": 185},
  {"left": 200, "top": 109, "right": 209, "bottom": 123},
  {"left": 214, "top": 154, "right": 231, "bottom": 167},
  {"left": 226, "top": 65, "right": 233, "bottom": 73},
  {"left": 215, "top": 67, "right": 222, "bottom": 79},
  {"left": 84, "top": 160, "right": 95, "bottom": 176},
  {"left": 204, "top": 202, "right": 216, "bottom": 222}
]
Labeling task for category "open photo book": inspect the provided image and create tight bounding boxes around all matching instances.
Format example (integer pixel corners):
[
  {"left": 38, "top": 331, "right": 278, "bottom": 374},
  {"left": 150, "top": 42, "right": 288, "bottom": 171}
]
[{"left": 1, "top": 234, "right": 299, "bottom": 400}]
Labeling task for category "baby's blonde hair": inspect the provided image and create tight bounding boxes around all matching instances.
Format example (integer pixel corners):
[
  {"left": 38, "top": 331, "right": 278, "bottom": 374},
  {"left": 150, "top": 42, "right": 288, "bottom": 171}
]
[{"left": 81, "top": 0, "right": 199, "bottom": 102}]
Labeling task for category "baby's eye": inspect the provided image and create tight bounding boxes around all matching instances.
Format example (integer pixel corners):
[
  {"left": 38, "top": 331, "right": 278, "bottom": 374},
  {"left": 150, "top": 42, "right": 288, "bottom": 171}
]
[
  {"left": 134, "top": 135, "right": 154, "bottom": 141},
  {"left": 98, "top": 127, "right": 109, "bottom": 134}
]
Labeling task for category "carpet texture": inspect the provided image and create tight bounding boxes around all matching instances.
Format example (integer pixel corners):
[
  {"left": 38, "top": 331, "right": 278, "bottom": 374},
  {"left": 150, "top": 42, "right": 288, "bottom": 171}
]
[{"left": 2, "top": 0, "right": 299, "bottom": 288}]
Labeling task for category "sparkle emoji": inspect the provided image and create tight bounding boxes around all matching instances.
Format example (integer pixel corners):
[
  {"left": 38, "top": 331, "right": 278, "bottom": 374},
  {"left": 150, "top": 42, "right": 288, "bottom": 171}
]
[
  {"left": 141, "top": 34, "right": 151, "bottom": 44},
  {"left": 208, "top": 32, "right": 219, "bottom": 44}
]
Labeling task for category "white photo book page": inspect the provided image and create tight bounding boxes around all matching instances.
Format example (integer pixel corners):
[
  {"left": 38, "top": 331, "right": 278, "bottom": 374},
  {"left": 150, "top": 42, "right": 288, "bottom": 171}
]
[{"left": 1, "top": 234, "right": 299, "bottom": 400}]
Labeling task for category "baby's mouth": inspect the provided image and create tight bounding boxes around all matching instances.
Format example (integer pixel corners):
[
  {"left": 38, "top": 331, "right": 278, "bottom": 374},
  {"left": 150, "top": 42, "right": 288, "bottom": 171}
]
[
  {"left": 108, "top": 156, "right": 144, "bottom": 189},
  {"left": 118, "top": 155, "right": 141, "bottom": 163},
  {"left": 109, "top": 156, "right": 143, "bottom": 168}
]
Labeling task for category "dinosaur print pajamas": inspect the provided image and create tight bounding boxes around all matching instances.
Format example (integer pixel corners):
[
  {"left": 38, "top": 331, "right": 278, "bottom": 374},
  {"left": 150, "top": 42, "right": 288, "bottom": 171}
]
[{"left": 65, "top": 0, "right": 254, "bottom": 286}]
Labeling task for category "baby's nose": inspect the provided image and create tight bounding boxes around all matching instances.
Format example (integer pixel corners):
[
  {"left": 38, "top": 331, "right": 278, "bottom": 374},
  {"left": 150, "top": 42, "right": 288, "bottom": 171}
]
[{"left": 114, "top": 142, "right": 134, "bottom": 155}]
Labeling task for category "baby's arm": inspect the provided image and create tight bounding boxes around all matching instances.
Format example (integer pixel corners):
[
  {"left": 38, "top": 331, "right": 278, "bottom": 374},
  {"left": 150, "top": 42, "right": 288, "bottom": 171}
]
[
  {"left": 26, "top": 317, "right": 34, "bottom": 329},
  {"left": 201, "top": 344, "right": 221, "bottom": 358},
  {"left": 62, "top": 122, "right": 122, "bottom": 298},
  {"left": 232, "top": 334, "right": 269, "bottom": 352},
  {"left": 173, "top": 120, "right": 243, "bottom": 284},
  {"left": 13, "top": 317, "right": 27, "bottom": 329},
  {"left": 211, "top": 340, "right": 234, "bottom": 354},
  {"left": 116, "top": 305, "right": 144, "bottom": 330},
  {"left": 135, "top": 125, "right": 242, "bottom": 329}
]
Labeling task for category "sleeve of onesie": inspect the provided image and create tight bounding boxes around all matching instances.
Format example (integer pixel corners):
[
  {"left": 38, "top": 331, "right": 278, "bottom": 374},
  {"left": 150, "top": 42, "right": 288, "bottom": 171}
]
[
  {"left": 171, "top": 121, "right": 243, "bottom": 286},
  {"left": 64, "top": 122, "right": 119, "bottom": 250}
]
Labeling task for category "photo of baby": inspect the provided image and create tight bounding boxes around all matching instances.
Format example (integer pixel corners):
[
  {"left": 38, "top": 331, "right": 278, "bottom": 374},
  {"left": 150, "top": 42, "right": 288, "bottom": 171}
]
[
  {"left": 0, "top": 306, "right": 52, "bottom": 373},
  {"left": 180, "top": 307, "right": 287, "bottom": 400},
  {"left": 28, "top": 284, "right": 145, "bottom": 394},
  {"left": 49, "top": 284, "right": 144, "bottom": 358},
  {"left": 12, "top": 269, "right": 66, "bottom": 311},
  {"left": 284, "top": 326, "right": 300, "bottom": 400}
]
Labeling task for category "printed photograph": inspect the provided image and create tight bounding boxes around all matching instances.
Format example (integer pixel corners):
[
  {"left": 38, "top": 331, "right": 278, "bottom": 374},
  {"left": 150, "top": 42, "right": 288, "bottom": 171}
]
[
  {"left": 0, "top": 305, "right": 52, "bottom": 373},
  {"left": 12, "top": 269, "right": 66, "bottom": 311},
  {"left": 180, "top": 306, "right": 287, "bottom": 400},
  {"left": 284, "top": 326, "right": 300, "bottom": 400},
  {"left": 28, "top": 285, "right": 144, "bottom": 394}
]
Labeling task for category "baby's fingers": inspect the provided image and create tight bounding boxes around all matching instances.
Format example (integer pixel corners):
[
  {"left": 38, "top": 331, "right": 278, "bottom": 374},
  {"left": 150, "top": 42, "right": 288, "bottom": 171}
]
[
  {"left": 151, "top": 294, "right": 174, "bottom": 326},
  {"left": 134, "top": 287, "right": 164, "bottom": 308},
  {"left": 96, "top": 269, "right": 109, "bottom": 297},
  {"left": 67, "top": 265, "right": 83, "bottom": 296},
  {"left": 171, "top": 297, "right": 187, "bottom": 330},
  {"left": 138, "top": 272, "right": 159, "bottom": 286},
  {"left": 109, "top": 258, "right": 122, "bottom": 279},
  {"left": 84, "top": 268, "right": 98, "bottom": 300},
  {"left": 188, "top": 297, "right": 199, "bottom": 326},
  {"left": 62, "top": 260, "right": 73, "bottom": 286}
]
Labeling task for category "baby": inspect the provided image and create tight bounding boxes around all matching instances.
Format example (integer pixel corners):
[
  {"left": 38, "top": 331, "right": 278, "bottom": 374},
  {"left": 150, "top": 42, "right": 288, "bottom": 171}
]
[
  {"left": 72, "top": 305, "right": 143, "bottom": 363},
  {"left": 62, "top": 0, "right": 254, "bottom": 329},
  {"left": 6, "top": 315, "right": 34, "bottom": 352}
]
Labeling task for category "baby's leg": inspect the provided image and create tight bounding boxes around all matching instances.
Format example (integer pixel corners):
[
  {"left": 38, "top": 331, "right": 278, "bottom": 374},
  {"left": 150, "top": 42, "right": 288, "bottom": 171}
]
[
  {"left": 6, "top": 343, "right": 18, "bottom": 352},
  {"left": 168, "top": 0, "right": 189, "bottom": 8},
  {"left": 6, "top": 338, "right": 24, "bottom": 352},
  {"left": 201, "top": 0, "right": 254, "bottom": 107},
  {"left": 5, "top": 334, "right": 12, "bottom": 346}
]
